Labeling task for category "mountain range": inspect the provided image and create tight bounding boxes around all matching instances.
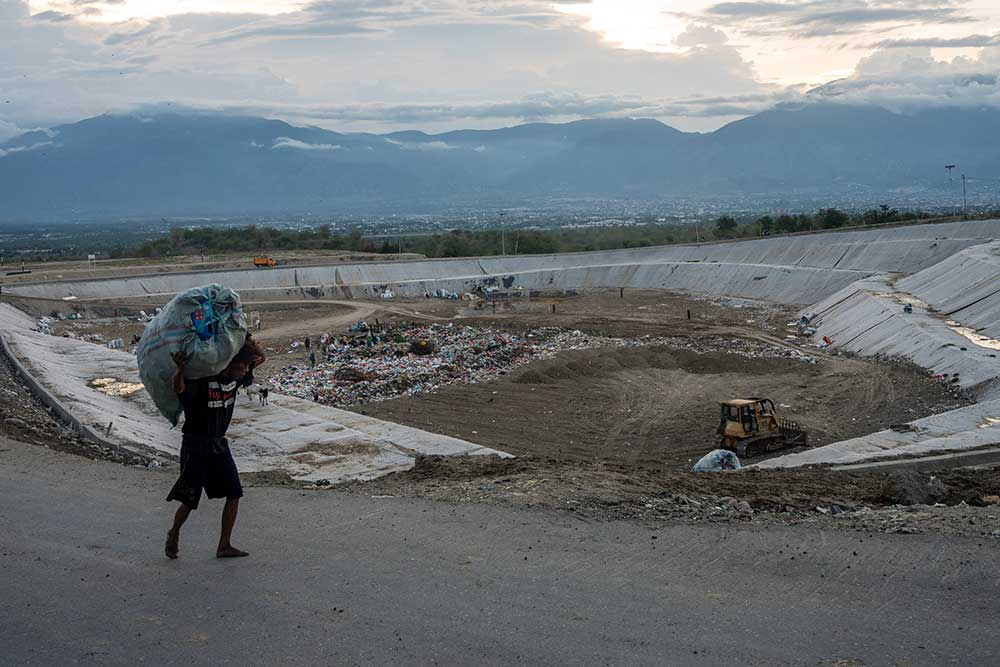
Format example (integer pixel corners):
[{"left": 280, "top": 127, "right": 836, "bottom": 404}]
[{"left": 1, "top": 104, "right": 997, "bottom": 219}]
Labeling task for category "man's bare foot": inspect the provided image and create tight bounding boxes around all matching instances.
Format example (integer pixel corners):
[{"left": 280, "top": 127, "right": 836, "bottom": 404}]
[
  {"left": 216, "top": 546, "right": 249, "bottom": 558},
  {"left": 165, "top": 530, "right": 179, "bottom": 559}
]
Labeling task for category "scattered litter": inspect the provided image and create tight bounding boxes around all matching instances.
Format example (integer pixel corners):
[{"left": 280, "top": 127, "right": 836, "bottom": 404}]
[
  {"left": 88, "top": 377, "right": 145, "bottom": 397},
  {"left": 977, "top": 417, "right": 1000, "bottom": 429},
  {"left": 270, "top": 324, "right": 819, "bottom": 408}
]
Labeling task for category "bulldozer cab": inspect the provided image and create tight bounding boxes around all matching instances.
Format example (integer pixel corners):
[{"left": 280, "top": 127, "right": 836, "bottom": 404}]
[
  {"left": 717, "top": 398, "right": 807, "bottom": 458},
  {"left": 719, "top": 398, "right": 773, "bottom": 437}
]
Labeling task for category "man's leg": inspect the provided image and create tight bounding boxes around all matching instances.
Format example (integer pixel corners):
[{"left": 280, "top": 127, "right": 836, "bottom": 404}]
[
  {"left": 165, "top": 504, "right": 191, "bottom": 559},
  {"left": 217, "top": 498, "right": 248, "bottom": 558}
]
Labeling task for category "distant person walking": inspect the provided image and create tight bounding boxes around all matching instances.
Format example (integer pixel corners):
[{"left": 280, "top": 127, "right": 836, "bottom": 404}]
[
  {"left": 305, "top": 336, "right": 311, "bottom": 350},
  {"left": 164, "top": 336, "right": 267, "bottom": 560},
  {"left": 309, "top": 350, "right": 316, "bottom": 368}
]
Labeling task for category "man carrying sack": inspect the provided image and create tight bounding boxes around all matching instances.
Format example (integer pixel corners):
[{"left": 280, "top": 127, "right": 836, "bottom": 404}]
[{"left": 165, "top": 335, "right": 266, "bottom": 559}]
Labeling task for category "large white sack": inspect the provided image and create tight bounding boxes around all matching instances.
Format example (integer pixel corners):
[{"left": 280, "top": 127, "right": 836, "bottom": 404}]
[{"left": 136, "top": 284, "right": 248, "bottom": 426}]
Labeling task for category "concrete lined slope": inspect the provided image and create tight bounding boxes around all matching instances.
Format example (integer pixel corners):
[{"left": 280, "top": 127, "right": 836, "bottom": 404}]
[
  {"left": 897, "top": 242, "right": 1000, "bottom": 339},
  {"left": 3, "top": 260, "right": 868, "bottom": 306},
  {"left": 0, "top": 304, "right": 504, "bottom": 482},
  {"left": 759, "top": 399, "right": 1000, "bottom": 468},
  {"left": 802, "top": 276, "right": 1000, "bottom": 396},
  {"left": 6, "top": 219, "right": 1000, "bottom": 304},
  {"left": 767, "top": 244, "right": 1000, "bottom": 468},
  {"left": 333, "top": 262, "right": 868, "bottom": 305}
]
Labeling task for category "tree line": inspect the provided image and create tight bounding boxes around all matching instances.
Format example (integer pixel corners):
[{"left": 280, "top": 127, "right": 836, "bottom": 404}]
[
  {"left": 109, "top": 207, "right": 983, "bottom": 261},
  {"left": 711, "top": 205, "right": 939, "bottom": 239}
]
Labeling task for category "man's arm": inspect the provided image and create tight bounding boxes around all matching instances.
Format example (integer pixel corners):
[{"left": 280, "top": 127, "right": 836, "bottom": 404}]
[
  {"left": 246, "top": 335, "right": 267, "bottom": 369},
  {"left": 172, "top": 351, "right": 188, "bottom": 395}
]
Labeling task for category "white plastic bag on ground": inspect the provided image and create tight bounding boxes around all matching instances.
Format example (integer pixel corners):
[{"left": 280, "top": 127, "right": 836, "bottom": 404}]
[
  {"left": 692, "top": 449, "right": 742, "bottom": 472},
  {"left": 136, "top": 284, "right": 248, "bottom": 426}
]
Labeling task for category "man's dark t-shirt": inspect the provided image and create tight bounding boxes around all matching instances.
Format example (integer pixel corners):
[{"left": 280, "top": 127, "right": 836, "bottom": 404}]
[
  {"left": 179, "top": 375, "right": 239, "bottom": 438},
  {"left": 167, "top": 374, "right": 243, "bottom": 509}
]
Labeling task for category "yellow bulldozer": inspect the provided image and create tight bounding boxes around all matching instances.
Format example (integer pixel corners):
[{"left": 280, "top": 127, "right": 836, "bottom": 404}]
[{"left": 716, "top": 398, "right": 808, "bottom": 458}]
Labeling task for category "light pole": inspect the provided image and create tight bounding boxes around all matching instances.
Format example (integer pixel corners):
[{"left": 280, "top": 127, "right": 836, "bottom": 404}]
[
  {"left": 963, "top": 174, "right": 969, "bottom": 218},
  {"left": 945, "top": 165, "right": 957, "bottom": 216},
  {"left": 499, "top": 211, "right": 506, "bottom": 255}
]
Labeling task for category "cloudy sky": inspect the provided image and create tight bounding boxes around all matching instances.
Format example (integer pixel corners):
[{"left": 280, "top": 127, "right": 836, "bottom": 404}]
[{"left": 2, "top": 0, "right": 1000, "bottom": 139}]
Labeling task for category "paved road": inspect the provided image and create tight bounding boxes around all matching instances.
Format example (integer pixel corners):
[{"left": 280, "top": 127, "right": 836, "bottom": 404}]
[{"left": 2, "top": 438, "right": 997, "bottom": 666}]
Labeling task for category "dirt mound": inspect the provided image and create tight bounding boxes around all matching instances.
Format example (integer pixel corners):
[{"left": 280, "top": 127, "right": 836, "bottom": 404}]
[
  {"left": 364, "top": 341, "right": 968, "bottom": 469},
  {"left": 354, "top": 455, "right": 1000, "bottom": 518},
  {"left": 875, "top": 471, "right": 950, "bottom": 506},
  {"left": 512, "top": 369, "right": 554, "bottom": 385}
]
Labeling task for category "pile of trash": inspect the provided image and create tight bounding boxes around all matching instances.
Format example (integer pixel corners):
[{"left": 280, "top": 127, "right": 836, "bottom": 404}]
[
  {"left": 36, "top": 312, "right": 88, "bottom": 335},
  {"left": 425, "top": 288, "right": 460, "bottom": 300},
  {"left": 270, "top": 324, "right": 574, "bottom": 406},
  {"left": 268, "top": 325, "right": 819, "bottom": 407}
]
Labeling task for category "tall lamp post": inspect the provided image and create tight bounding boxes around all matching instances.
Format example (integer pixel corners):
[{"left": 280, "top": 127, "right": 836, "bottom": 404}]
[
  {"left": 945, "top": 165, "right": 957, "bottom": 216},
  {"left": 499, "top": 211, "right": 506, "bottom": 255}
]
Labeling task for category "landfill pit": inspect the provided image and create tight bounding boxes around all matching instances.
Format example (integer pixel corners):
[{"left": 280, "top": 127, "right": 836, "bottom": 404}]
[
  {"left": 44, "top": 290, "right": 973, "bottom": 471},
  {"left": 235, "top": 291, "right": 969, "bottom": 470}
]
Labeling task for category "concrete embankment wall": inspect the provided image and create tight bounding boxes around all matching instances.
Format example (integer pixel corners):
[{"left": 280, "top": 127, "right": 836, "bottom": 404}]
[
  {"left": 897, "top": 242, "right": 1000, "bottom": 340},
  {"left": 802, "top": 276, "right": 1000, "bottom": 398},
  {"left": 7, "top": 219, "right": 1000, "bottom": 305},
  {"left": 0, "top": 306, "right": 134, "bottom": 452},
  {"left": 799, "top": 240, "right": 1000, "bottom": 397}
]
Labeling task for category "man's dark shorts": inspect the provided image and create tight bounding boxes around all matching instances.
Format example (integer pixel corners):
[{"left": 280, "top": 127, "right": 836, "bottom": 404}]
[{"left": 166, "top": 436, "right": 243, "bottom": 510}]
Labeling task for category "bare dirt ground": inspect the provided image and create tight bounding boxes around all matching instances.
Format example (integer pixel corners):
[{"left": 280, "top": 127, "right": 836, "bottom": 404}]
[
  {"left": 5, "top": 287, "right": 997, "bottom": 536},
  {"left": 0, "top": 350, "right": 149, "bottom": 465},
  {"left": 354, "top": 291, "right": 969, "bottom": 469},
  {"left": 0, "top": 249, "right": 422, "bottom": 286},
  {"left": 361, "top": 344, "right": 966, "bottom": 468},
  {"left": 339, "top": 454, "right": 1000, "bottom": 538},
  {"left": 42, "top": 289, "right": 970, "bottom": 471}
]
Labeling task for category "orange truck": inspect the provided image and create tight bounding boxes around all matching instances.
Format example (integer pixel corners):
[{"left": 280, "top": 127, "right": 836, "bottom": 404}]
[{"left": 252, "top": 256, "right": 276, "bottom": 268}]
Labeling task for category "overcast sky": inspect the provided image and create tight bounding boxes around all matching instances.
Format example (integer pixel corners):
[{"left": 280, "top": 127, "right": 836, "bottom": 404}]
[{"left": 2, "top": 0, "right": 1000, "bottom": 139}]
